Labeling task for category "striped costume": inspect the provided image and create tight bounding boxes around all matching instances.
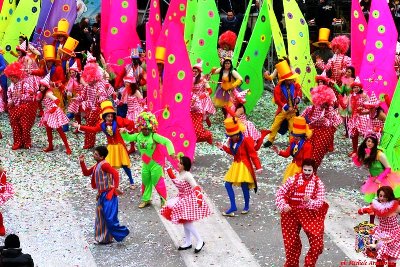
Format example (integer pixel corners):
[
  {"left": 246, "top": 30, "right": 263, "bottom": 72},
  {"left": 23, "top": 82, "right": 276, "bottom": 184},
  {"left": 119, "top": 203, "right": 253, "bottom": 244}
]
[
  {"left": 316, "top": 54, "right": 352, "bottom": 85},
  {"left": 80, "top": 159, "right": 129, "bottom": 244}
]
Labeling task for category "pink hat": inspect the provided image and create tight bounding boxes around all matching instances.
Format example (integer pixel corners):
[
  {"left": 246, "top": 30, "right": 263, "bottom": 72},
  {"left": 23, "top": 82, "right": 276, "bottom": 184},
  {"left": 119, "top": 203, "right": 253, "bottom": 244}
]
[
  {"left": 69, "top": 61, "right": 79, "bottom": 72},
  {"left": 40, "top": 73, "right": 51, "bottom": 88},
  {"left": 364, "top": 92, "right": 380, "bottom": 108},
  {"left": 232, "top": 88, "right": 249, "bottom": 104},
  {"left": 315, "top": 71, "right": 330, "bottom": 84},
  {"left": 16, "top": 42, "right": 27, "bottom": 53},
  {"left": 351, "top": 77, "right": 363, "bottom": 88},
  {"left": 193, "top": 61, "right": 203, "bottom": 73},
  {"left": 86, "top": 52, "right": 96, "bottom": 63},
  {"left": 123, "top": 68, "right": 136, "bottom": 84}
]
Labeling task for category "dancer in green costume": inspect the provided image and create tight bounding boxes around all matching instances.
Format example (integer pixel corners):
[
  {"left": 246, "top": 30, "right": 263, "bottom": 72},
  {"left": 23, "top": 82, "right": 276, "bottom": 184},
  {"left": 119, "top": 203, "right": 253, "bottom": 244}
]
[{"left": 121, "top": 112, "right": 176, "bottom": 208}]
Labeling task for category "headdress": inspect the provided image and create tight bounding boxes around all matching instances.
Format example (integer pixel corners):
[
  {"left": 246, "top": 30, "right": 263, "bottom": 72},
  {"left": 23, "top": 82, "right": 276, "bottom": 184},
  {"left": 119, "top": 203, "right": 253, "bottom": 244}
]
[
  {"left": 291, "top": 116, "right": 312, "bottom": 138},
  {"left": 310, "top": 85, "right": 336, "bottom": 106},
  {"left": 123, "top": 68, "right": 136, "bottom": 84},
  {"left": 315, "top": 70, "right": 330, "bottom": 84},
  {"left": 59, "top": 37, "right": 79, "bottom": 57},
  {"left": 276, "top": 60, "right": 298, "bottom": 82},
  {"left": 137, "top": 112, "right": 158, "bottom": 132},
  {"left": 218, "top": 30, "right": 237, "bottom": 50},
  {"left": 351, "top": 77, "right": 363, "bottom": 88},
  {"left": 81, "top": 63, "right": 102, "bottom": 84},
  {"left": 69, "top": 61, "right": 79, "bottom": 72},
  {"left": 312, "top": 28, "right": 331, "bottom": 47},
  {"left": 363, "top": 92, "right": 380, "bottom": 108},
  {"left": 100, "top": 100, "right": 116, "bottom": 119},
  {"left": 39, "top": 73, "right": 51, "bottom": 88},
  {"left": 52, "top": 19, "right": 69, "bottom": 37},
  {"left": 192, "top": 61, "right": 203, "bottom": 73},
  {"left": 232, "top": 88, "right": 249, "bottom": 104},
  {"left": 4, "top": 62, "right": 26, "bottom": 80},
  {"left": 86, "top": 52, "right": 97, "bottom": 63},
  {"left": 331, "top": 35, "right": 350, "bottom": 54},
  {"left": 16, "top": 42, "right": 27, "bottom": 53},
  {"left": 223, "top": 117, "right": 246, "bottom": 136}
]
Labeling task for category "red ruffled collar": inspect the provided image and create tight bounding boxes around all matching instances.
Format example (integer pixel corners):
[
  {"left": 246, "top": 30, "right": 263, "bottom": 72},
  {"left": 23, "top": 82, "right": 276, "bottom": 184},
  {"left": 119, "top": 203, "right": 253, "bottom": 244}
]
[{"left": 371, "top": 199, "right": 399, "bottom": 217}]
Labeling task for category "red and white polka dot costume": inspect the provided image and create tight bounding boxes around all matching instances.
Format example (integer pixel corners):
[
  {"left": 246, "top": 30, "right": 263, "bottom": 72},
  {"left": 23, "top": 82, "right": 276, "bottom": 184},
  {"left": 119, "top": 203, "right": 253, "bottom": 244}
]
[
  {"left": 302, "top": 105, "right": 342, "bottom": 169},
  {"left": 347, "top": 93, "right": 371, "bottom": 137},
  {"left": 7, "top": 76, "right": 39, "bottom": 149},
  {"left": 276, "top": 172, "right": 328, "bottom": 267},
  {"left": 76, "top": 82, "right": 108, "bottom": 149},
  {"left": 160, "top": 171, "right": 211, "bottom": 224},
  {"left": 38, "top": 92, "right": 69, "bottom": 128},
  {"left": 190, "top": 93, "right": 212, "bottom": 144},
  {"left": 126, "top": 95, "right": 145, "bottom": 125},
  {"left": 192, "top": 78, "right": 215, "bottom": 117}
]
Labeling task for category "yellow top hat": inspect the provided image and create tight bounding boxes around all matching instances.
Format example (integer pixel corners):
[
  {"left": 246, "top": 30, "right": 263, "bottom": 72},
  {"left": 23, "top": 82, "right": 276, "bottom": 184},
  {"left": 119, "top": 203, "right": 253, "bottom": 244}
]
[
  {"left": 224, "top": 117, "right": 246, "bottom": 136},
  {"left": 312, "top": 28, "right": 331, "bottom": 47},
  {"left": 155, "top": 46, "right": 166, "bottom": 63},
  {"left": 43, "top": 45, "right": 57, "bottom": 61},
  {"left": 291, "top": 116, "right": 312, "bottom": 138},
  {"left": 59, "top": 37, "right": 79, "bottom": 57},
  {"left": 100, "top": 100, "right": 116, "bottom": 119},
  {"left": 276, "top": 61, "right": 298, "bottom": 82},
  {"left": 53, "top": 19, "right": 70, "bottom": 37}
]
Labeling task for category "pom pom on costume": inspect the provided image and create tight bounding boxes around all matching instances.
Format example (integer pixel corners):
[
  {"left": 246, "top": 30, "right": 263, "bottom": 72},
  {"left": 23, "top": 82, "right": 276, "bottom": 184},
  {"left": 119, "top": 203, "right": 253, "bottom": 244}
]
[
  {"left": 331, "top": 35, "right": 350, "bottom": 54},
  {"left": 218, "top": 30, "right": 237, "bottom": 50},
  {"left": 4, "top": 62, "right": 26, "bottom": 80},
  {"left": 376, "top": 168, "right": 391, "bottom": 182},
  {"left": 311, "top": 85, "right": 337, "bottom": 106},
  {"left": 81, "top": 64, "right": 102, "bottom": 84},
  {"left": 49, "top": 107, "right": 57, "bottom": 114}
]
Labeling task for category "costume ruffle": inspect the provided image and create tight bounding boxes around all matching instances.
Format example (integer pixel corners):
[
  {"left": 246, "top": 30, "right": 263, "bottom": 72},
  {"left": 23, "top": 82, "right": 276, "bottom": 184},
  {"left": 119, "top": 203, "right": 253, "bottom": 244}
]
[{"left": 361, "top": 171, "right": 400, "bottom": 203}]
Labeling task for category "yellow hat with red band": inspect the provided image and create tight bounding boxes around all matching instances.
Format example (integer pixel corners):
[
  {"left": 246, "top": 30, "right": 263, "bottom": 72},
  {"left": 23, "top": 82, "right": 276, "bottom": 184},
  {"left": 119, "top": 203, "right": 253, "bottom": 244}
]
[
  {"left": 312, "top": 28, "right": 331, "bottom": 47},
  {"left": 53, "top": 19, "right": 69, "bottom": 37},
  {"left": 155, "top": 46, "right": 166, "bottom": 63},
  {"left": 291, "top": 116, "right": 312, "bottom": 138},
  {"left": 224, "top": 117, "right": 246, "bottom": 136},
  {"left": 60, "top": 37, "right": 79, "bottom": 57},
  {"left": 100, "top": 100, "right": 116, "bottom": 119},
  {"left": 276, "top": 60, "right": 298, "bottom": 82}
]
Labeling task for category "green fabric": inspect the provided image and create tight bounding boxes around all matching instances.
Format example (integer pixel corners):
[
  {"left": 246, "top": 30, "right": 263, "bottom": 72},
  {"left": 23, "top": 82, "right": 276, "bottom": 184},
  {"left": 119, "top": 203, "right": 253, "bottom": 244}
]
[{"left": 369, "top": 159, "right": 384, "bottom": 177}]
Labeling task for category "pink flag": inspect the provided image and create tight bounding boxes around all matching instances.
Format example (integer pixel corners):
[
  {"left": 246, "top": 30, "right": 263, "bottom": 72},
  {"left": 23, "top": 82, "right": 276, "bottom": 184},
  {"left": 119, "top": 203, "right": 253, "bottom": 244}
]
[
  {"left": 102, "top": 0, "right": 140, "bottom": 74},
  {"left": 359, "top": 0, "right": 397, "bottom": 112},
  {"left": 351, "top": 0, "right": 368, "bottom": 76}
]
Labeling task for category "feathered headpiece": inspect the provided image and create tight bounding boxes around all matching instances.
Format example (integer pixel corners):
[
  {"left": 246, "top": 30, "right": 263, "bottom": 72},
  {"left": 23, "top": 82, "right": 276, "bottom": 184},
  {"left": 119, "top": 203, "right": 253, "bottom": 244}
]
[
  {"left": 218, "top": 30, "right": 237, "bottom": 50},
  {"left": 311, "top": 85, "right": 337, "bottom": 106},
  {"left": 4, "top": 62, "right": 26, "bottom": 80},
  {"left": 330, "top": 35, "right": 350, "bottom": 54},
  {"left": 81, "top": 64, "right": 102, "bottom": 84},
  {"left": 136, "top": 112, "right": 158, "bottom": 132}
]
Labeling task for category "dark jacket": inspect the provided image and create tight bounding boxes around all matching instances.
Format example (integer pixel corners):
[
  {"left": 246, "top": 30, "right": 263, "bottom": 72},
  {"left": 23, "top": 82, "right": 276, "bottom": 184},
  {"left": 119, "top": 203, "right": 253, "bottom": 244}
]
[{"left": 0, "top": 247, "right": 34, "bottom": 267}]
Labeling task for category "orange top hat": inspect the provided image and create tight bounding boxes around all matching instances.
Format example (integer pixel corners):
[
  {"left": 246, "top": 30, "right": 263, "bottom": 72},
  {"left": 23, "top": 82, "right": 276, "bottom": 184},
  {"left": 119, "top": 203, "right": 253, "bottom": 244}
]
[
  {"left": 224, "top": 117, "right": 246, "bottom": 136},
  {"left": 312, "top": 28, "right": 331, "bottom": 47},
  {"left": 59, "top": 37, "right": 79, "bottom": 57},
  {"left": 53, "top": 19, "right": 70, "bottom": 37},
  {"left": 276, "top": 60, "right": 298, "bottom": 82},
  {"left": 43, "top": 45, "right": 57, "bottom": 61},
  {"left": 291, "top": 116, "right": 312, "bottom": 138},
  {"left": 100, "top": 100, "right": 116, "bottom": 119},
  {"left": 155, "top": 46, "right": 166, "bottom": 63}
]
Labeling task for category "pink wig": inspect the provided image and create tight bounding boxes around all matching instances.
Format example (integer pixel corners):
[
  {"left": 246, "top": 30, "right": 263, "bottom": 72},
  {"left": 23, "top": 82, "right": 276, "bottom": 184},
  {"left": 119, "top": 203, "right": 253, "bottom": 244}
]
[
  {"left": 4, "top": 62, "right": 26, "bottom": 80},
  {"left": 218, "top": 31, "right": 237, "bottom": 50},
  {"left": 311, "top": 85, "right": 337, "bottom": 106},
  {"left": 330, "top": 35, "right": 350, "bottom": 54},
  {"left": 81, "top": 64, "right": 101, "bottom": 84}
]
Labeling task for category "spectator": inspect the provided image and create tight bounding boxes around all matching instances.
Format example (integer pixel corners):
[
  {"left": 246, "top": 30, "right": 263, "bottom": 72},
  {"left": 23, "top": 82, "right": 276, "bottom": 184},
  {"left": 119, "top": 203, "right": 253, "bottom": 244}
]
[
  {"left": 0, "top": 234, "right": 34, "bottom": 267},
  {"left": 314, "top": 0, "right": 336, "bottom": 30},
  {"left": 360, "top": 0, "right": 371, "bottom": 21},
  {"left": 69, "top": 18, "right": 92, "bottom": 63},
  {"left": 390, "top": 0, "right": 400, "bottom": 39},
  {"left": 220, "top": 10, "right": 243, "bottom": 36},
  {"left": 90, "top": 23, "right": 100, "bottom": 60}
]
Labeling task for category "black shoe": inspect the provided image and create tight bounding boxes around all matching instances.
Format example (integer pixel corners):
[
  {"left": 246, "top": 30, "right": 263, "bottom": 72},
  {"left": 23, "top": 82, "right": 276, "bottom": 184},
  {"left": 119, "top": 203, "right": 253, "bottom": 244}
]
[
  {"left": 194, "top": 242, "right": 205, "bottom": 253},
  {"left": 178, "top": 244, "right": 192, "bottom": 250},
  {"left": 263, "top": 141, "right": 272, "bottom": 148}
]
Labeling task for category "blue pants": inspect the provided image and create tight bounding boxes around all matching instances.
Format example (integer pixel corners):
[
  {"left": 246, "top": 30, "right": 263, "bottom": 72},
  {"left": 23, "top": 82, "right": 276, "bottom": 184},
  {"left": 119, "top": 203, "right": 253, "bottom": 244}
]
[{"left": 95, "top": 192, "right": 129, "bottom": 243}]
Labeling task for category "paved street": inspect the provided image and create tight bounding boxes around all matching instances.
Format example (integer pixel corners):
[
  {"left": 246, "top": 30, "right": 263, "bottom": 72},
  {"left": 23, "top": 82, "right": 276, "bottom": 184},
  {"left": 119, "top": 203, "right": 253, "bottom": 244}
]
[{"left": 0, "top": 93, "right": 394, "bottom": 267}]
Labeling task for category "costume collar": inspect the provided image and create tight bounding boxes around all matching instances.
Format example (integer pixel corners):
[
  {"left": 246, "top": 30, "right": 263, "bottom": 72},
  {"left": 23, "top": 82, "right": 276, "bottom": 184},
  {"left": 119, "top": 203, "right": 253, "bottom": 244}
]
[{"left": 371, "top": 199, "right": 399, "bottom": 217}]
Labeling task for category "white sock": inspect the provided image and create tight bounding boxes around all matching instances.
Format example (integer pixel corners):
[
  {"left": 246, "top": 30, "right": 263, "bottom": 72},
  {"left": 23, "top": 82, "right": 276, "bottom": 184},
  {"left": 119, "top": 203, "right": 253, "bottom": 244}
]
[
  {"left": 182, "top": 223, "right": 192, "bottom": 246},
  {"left": 185, "top": 222, "right": 203, "bottom": 249}
]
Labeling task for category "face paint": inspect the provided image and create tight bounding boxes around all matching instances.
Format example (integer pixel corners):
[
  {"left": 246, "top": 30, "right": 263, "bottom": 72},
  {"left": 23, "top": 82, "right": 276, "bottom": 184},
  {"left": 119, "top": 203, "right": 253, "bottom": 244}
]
[{"left": 302, "top": 165, "right": 314, "bottom": 178}]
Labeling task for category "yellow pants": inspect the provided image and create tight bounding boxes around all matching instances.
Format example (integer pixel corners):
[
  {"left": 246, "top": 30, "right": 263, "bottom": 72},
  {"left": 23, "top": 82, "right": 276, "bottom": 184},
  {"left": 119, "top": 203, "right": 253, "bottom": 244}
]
[{"left": 268, "top": 110, "right": 296, "bottom": 142}]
